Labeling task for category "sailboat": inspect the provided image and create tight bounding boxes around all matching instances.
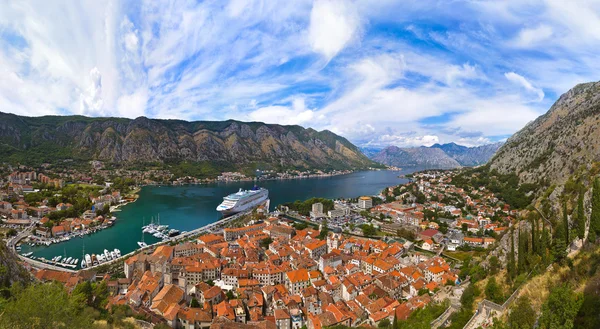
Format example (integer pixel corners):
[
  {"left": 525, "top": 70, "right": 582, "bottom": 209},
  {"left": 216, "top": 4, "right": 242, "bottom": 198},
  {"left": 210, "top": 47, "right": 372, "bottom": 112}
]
[{"left": 137, "top": 229, "right": 147, "bottom": 248}]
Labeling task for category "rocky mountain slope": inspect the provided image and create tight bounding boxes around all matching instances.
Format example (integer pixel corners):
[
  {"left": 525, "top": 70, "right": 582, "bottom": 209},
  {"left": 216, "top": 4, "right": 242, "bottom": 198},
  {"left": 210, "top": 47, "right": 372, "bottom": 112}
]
[
  {"left": 370, "top": 142, "right": 501, "bottom": 169},
  {"left": 372, "top": 146, "right": 461, "bottom": 169},
  {"left": 432, "top": 142, "right": 503, "bottom": 166},
  {"left": 0, "top": 243, "right": 30, "bottom": 288},
  {"left": 489, "top": 81, "right": 600, "bottom": 186},
  {"left": 0, "top": 112, "right": 374, "bottom": 172}
]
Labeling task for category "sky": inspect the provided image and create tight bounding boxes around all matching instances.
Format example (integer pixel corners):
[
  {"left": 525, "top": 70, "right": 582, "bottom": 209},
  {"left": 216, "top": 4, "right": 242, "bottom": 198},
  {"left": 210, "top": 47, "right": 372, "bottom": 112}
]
[{"left": 1, "top": 0, "right": 600, "bottom": 148}]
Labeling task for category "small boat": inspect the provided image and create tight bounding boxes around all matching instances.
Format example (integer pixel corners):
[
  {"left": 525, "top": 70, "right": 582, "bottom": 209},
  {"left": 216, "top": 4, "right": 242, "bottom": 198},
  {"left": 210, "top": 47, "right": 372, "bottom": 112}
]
[
  {"left": 137, "top": 241, "right": 148, "bottom": 248},
  {"left": 65, "top": 257, "right": 72, "bottom": 264},
  {"left": 81, "top": 259, "right": 86, "bottom": 268},
  {"left": 104, "top": 249, "right": 111, "bottom": 260},
  {"left": 55, "top": 256, "right": 62, "bottom": 262},
  {"left": 85, "top": 254, "right": 92, "bottom": 267},
  {"left": 92, "top": 255, "right": 98, "bottom": 266},
  {"left": 114, "top": 249, "right": 121, "bottom": 257},
  {"left": 110, "top": 251, "right": 116, "bottom": 259}
]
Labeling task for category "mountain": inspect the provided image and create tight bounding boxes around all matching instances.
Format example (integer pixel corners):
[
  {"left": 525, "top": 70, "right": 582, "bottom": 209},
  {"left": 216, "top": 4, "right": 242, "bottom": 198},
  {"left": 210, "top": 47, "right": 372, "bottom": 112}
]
[
  {"left": 0, "top": 112, "right": 374, "bottom": 173},
  {"left": 489, "top": 81, "right": 600, "bottom": 186},
  {"left": 359, "top": 147, "right": 383, "bottom": 159},
  {"left": 432, "top": 142, "right": 503, "bottom": 166},
  {"left": 0, "top": 243, "right": 30, "bottom": 288},
  {"left": 372, "top": 146, "right": 461, "bottom": 169},
  {"left": 370, "top": 142, "right": 502, "bottom": 169}
]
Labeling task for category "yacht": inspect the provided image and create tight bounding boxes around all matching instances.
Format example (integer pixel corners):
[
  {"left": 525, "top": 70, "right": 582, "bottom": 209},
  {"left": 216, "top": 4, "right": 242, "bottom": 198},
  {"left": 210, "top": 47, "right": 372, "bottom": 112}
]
[
  {"left": 216, "top": 187, "right": 269, "bottom": 216},
  {"left": 85, "top": 254, "right": 92, "bottom": 267},
  {"left": 104, "top": 249, "right": 111, "bottom": 260},
  {"left": 110, "top": 251, "right": 116, "bottom": 259},
  {"left": 114, "top": 249, "right": 121, "bottom": 258},
  {"left": 81, "top": 259, "right": 87, "bottom": 268}
]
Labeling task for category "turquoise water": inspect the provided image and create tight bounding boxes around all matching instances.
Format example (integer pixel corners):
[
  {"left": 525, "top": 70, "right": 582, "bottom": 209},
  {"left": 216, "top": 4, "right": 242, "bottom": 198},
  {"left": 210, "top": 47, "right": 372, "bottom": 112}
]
[{"left": 21, "top": 169, "right": 414, "bottom": 263}]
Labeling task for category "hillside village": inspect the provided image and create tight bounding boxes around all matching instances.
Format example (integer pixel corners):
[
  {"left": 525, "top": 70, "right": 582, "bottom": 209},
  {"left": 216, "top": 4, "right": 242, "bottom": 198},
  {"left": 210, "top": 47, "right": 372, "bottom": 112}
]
[{"left": 3, "top": 167, "right": 524, "bottom": 329}]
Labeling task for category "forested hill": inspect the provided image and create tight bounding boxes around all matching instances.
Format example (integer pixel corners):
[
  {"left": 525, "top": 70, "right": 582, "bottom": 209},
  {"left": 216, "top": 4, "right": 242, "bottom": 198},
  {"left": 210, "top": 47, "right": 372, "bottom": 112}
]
[{"left": 0, "top": 112, "right": 375, "bottom": 173}]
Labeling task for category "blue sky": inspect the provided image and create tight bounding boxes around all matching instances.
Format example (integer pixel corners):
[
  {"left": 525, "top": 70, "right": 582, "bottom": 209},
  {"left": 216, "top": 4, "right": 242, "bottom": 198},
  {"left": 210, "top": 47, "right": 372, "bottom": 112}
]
[{"left": 1, "top": 1, "right": 600, "bottom": 147}]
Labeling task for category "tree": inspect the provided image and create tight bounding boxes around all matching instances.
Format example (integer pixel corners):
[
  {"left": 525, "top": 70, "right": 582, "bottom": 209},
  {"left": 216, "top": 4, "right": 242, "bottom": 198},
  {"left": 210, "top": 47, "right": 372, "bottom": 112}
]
[
  {"left": 461, "top": 223, "right": 468, "bottom": 233},
  {"left": 508, "top": 296, "right": 536, "bottom": 329},
  {"left": 378, "top": 318, "right": 391, "bottom": 328},
  {"left": 489, "top": 256, "right": 500, "bottom": 275},
  {"left": 577, "top": 189, "right": 586, "bottom": 240},
  {"left": 361, "top": 224, "right": 377, "bottom": 236},
  {"left": 553, "top": 238, "right": 567, "bottom": 265},
  {"left": 259, "top": 237, "right": 273, "bottom": 249},
  {"left": 318, "top": 219, "right": 329, "bottom": 240},
  {"left": 591, "top": 178, "right": 600, "bottom": 239},
  {"left": 485, "top": 277, "right": 504, "bottom": 304},
  {"left": 539, "top": 284, "right": 582, "bottom": 329},
  {"left": 563, "top": 200, "right": 570, "bottom": 243},
  {"left": 508, "top": 228, "right": 516, "bottom": 279},
  {"left": 517, "top": 227, "right": 525, "bottom": 274},
  {"left": 0, "top": 282, "right": 95, "bottom": 328},
  {"left": 540, "top": 222, "right": 548, "bottom": 265},
  {"left": 190, "top": 298, "right": 200, "bottom": 308}
]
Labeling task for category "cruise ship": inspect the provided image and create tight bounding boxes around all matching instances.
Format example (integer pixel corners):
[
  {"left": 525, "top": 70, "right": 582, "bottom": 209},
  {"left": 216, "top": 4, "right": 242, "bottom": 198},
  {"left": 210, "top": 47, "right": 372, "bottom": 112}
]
[{"left": 216, "top": 187, "right": 269, "bottom": 216}]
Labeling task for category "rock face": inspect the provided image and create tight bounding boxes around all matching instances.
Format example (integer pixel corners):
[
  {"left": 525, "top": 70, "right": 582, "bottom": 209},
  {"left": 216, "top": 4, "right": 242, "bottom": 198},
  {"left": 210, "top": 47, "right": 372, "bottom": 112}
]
[
  {"left": 432, "top": 142, "right": 503, "bottom": 167},
  {"left": 0, "top": 112, "right": 373, "bottom": 171},
  {"left": 372, "top": 146, "right": 461, "bottom": 169},
  {"left": 370, "top": 142, "right": 502, "bottom": 169},
  {"left": 0, "top": 243, "right": 30, "bottom": 287},
  {"left": 489, "top": 81, "right": 600, "bottom": 186}
]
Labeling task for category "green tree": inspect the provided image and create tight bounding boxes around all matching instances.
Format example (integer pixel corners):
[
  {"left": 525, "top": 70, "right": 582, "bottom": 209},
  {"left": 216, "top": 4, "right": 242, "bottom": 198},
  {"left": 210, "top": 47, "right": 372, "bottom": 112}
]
[
  {"left": 508, "top": 296, "right": 536, "bottom": 329},
  {"left": 485, "top": 277, "right": 504, "bottom": 304},
  {"left": 577, "top": 190, "right": 585, "bottom": 240},
  {"left": 539, "top": 284, "right": 582, "bottom": 329},
  {"left": 563, "top": 201, "right": 570, "bottom": 243},
  {"left": 190, "top": 298, "right": 200, "bottom": 308},
  {"left": 318, "top": 219, "right": 329, "bottom": 240},
  {"left": 0, "top": 282, "right": 95, "bottom": 328},
  {"left": 509, "top": 228, "right": 516, "bottom": 279},
  {"left": 259, "top": 237, "right": 273, "bottom": 249},
  {"left": 378, "top": 318, "right": 391, "bottom": 328},
  {"left": 489, "top": 256, "right": 500, "bottom": 275},
  {"left": 540, "top": 223, "right": 548, "bottom": 265},
  {"left": 591, "top": 178, "right": 600, "bottom": 240},
  {"left": 517, "top": 227, "right": 525, "bottom": 274},
  {"left": 553, "top": 238, "right": 567, "bottom": 265}
]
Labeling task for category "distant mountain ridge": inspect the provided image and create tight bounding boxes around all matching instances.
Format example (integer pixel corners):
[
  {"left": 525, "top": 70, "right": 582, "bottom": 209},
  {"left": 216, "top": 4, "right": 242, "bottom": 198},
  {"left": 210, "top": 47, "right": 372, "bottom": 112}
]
[
  {"left": 367, "top": 142, "right": 502, "bottom": 169},
  {"left": 0, "top": 112, "right": 374, "bottom": 174}
]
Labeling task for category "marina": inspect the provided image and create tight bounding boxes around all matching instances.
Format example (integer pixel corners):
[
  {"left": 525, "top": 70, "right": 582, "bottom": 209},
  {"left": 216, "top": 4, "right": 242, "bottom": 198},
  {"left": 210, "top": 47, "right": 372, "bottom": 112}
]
[{"left": 18, "top": 169, "right": 413, "bottom": 265}]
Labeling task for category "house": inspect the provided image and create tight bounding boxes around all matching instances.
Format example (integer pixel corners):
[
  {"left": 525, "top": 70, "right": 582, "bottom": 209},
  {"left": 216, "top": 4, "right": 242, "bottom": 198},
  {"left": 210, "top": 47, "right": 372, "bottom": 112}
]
[
  {"left": 275, "top": 308, "right": 291, "bottom": 329},
  {"left": 421, "top": 239, "right": 433, "bottom": 251},
  {"left": 286, "top": 269, "right": 310, "bottom": 295},
  {"left": 305, "top": 240, "right": 328, "bottom": 260},
  {"left": 419, "top": 229, "right": 443, "bottom": 243}
]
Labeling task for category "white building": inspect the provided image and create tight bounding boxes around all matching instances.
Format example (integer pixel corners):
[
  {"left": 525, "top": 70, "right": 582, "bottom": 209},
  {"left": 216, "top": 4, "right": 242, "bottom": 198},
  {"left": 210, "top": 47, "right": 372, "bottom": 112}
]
[{"left": 358, "top": 196, "right": 373, "bottom": 209}]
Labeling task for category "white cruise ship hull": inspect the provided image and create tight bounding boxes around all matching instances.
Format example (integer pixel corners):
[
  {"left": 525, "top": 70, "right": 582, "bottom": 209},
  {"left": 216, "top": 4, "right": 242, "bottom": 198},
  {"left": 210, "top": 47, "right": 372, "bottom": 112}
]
[{"left": 217, "top": 188, "right": 268, "bottom": 216}]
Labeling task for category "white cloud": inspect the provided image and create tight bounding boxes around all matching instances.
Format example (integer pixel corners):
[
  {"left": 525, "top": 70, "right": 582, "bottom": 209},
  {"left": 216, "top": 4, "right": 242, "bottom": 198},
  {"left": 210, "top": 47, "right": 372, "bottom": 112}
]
[
  {"left": 511, "top": 24, "right": 553, "bottom": 48},
  {"left": 309, "top": 0, "right": 361, "bottom": 60},
  {"left": 504, "top": 72, "right": 544, "bottom": 101},
  {"left": 117, "top": 88, "right": 148, "bottom": 119},
  {"left": 79, "top": 67, "right": 104, "bottom": 115},
  {"left": 376, "top": 134, "right": 440, "bottom": 147},
  {"left": 248, "top": 97, "right": 315, "bottom": 126}
]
